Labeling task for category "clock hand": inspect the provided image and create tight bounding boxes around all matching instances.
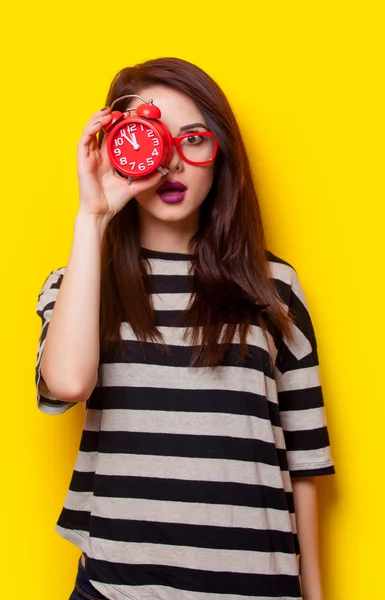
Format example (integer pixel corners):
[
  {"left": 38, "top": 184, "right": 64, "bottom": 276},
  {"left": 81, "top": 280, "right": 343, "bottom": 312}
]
[
  {"left": 121, "top": 130, "right": 137, "bottom": 149},
  {"left": 131, "top": 132, "right": 140, "bottom": 150}
]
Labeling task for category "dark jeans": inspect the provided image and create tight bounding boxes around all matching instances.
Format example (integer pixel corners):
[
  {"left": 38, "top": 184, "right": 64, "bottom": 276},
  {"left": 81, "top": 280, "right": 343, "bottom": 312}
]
[{"left": 69, "top": 555, "right": 110, "bottom": 600}]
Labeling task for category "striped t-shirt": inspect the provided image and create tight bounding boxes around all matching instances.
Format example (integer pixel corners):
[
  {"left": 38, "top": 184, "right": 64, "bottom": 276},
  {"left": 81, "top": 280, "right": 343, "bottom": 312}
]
[{"left": 35, "top": 246, "right": 335, "bottom": 600}]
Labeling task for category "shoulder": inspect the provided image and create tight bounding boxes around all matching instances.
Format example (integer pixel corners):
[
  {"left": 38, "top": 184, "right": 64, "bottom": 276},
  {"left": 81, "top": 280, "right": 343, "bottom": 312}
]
[
  {"left": 265, "top": 249, "right": 297, "bottom": 281},
  {"left": 39, "top": 267, "right": 66, "bottom": 292},
  {"left": 265, "top": 249, "right": 294, "bottom": 269},
  {"left": 265, "top": 249, "right": 300, "bottom": 305},
  {"left": 37, "top": 267, "right": 66, "bottom": 309},
  {"left": 265, "top": 249, "right": 315, "bottom": 338}
]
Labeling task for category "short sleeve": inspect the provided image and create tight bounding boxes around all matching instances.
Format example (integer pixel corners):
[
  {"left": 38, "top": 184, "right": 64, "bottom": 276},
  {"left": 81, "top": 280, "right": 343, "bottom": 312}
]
[
  {"left": 274, "top": 266, "right": 336, "bottom": 478},
  {"left": 35, "top": 267, "right": 78, "bottom": 415}
]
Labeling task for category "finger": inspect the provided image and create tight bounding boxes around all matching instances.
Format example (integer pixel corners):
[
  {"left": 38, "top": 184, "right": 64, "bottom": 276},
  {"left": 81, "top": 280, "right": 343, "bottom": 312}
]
[
  {"left": 91, "top": 106, "right": 112, "bottom": 118},
  {"left": 79, "top": 107, "right": 111, "bottom": 141},
  {"left": 84, "top": 113, "right": 112, "bottom": 135},
  {"left": 97, "top": 139, "right": 116, "bottom": 176},
  {"left": 79, "top": 114, "right": 112, "bottom": 148},
  {"left": 78, "top": 122, "right": 106, "bottom": 161},
  {"left": 127, "top": 167, "right": 170, "bottom": 190}
]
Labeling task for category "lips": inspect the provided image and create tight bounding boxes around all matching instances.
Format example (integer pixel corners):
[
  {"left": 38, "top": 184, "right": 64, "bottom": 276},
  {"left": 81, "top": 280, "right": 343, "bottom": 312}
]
[{"left": 157, "top": 181, "right": 187, "bottom": 193}]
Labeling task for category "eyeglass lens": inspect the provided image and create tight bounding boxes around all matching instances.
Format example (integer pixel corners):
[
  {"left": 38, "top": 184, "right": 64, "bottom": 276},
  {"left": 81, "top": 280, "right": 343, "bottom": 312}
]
[{"left": 179, "top": 134, "right": 215, "bottom": 163}]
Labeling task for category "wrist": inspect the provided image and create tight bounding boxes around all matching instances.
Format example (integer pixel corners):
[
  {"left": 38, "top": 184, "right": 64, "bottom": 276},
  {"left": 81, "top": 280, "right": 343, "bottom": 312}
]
[{"left": 75, "top": 209, "right": 110, "bottom": 239}]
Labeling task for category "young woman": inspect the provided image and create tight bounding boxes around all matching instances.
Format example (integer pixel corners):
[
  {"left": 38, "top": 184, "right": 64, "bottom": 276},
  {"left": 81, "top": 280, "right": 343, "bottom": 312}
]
[{"left": 35, "top": 57, "right": 335, "bottom": 600}]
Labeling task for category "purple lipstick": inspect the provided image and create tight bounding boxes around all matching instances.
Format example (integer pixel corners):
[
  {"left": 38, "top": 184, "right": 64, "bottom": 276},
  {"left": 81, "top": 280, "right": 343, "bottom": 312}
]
[{"left": 156, "top": 180, "right": 187, "bottom": 203}]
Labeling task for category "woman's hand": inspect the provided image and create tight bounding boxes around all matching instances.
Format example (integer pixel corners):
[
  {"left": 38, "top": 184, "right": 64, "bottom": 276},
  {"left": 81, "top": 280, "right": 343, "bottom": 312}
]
[{"left": 76, "top": 106, "right": 168, "bottom": 220}]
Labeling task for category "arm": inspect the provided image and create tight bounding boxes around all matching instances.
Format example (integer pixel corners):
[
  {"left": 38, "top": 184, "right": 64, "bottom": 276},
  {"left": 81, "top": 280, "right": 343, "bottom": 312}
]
[
  {"left": 269, "top": 260, "right": 335, "bottom": 598},
  {"left": 292, "top": 477, "right": 323, "bottom": 600},
  {"left": 40, "top": 211, "right": 108, "bottom": 402}
]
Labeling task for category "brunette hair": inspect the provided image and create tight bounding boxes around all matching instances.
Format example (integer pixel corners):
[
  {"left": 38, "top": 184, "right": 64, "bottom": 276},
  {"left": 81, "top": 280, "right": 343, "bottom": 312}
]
[{"left": 97, "top": 57, "right": 294, "bottom": 371}]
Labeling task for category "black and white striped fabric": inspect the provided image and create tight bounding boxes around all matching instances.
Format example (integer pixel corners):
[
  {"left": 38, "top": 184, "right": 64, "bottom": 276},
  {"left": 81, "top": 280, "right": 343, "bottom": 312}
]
[{"left": 35, "top": 247, "right": 335, "bottom": 600}]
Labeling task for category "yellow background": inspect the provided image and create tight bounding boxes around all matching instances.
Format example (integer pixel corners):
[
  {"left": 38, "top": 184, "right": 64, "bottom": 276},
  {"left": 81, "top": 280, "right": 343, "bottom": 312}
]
[{"left": 1, "top": 1, "right": 384, "bottom": 598}]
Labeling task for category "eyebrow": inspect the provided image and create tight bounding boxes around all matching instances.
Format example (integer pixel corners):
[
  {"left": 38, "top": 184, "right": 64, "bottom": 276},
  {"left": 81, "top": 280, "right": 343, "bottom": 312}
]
[{"left": 179, "top": 122, "right": 209, "bottom": 133}]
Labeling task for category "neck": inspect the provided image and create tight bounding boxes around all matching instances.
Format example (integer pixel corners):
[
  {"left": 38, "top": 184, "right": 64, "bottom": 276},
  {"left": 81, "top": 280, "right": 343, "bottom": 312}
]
[{"left": 138, "top": 203, "right": 199, "bottom": 254}]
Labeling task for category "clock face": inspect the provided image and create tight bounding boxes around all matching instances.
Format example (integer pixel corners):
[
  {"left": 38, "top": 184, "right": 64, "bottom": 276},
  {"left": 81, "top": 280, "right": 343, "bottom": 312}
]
[{"left": 108, "top": 118, "right": 163, "bottom": 176}]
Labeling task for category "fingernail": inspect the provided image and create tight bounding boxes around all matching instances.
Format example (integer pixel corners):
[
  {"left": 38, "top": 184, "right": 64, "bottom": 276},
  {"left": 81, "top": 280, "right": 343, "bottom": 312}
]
[{"left": 101, "top": 106, "right": 110, "bottom": 111}]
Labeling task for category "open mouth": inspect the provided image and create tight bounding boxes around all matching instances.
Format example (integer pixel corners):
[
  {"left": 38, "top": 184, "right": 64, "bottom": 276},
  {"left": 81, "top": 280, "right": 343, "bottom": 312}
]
[
  {"left": 156, "top": 181, "right": 188, "bottom": 203},
  {"left": 156, "top": 181, "right": 187, "bottom": 193}
]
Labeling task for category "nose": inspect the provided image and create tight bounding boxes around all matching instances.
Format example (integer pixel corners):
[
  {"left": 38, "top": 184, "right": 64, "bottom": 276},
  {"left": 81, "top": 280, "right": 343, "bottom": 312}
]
[{"left": 165, "top": 140, "right": 184, "bottom": 172}]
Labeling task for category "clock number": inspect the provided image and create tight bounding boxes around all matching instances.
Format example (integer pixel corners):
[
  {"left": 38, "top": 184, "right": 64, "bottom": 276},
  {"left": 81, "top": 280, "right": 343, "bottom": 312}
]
[
  {"left": 147, "top": 130, "right": 154, "bottom": 138},
  {"left": 138, "top": 162, "right": 146, "bottom": 171},
  {"left": 140, "top": 124, "right": 145, "bottom": 131},
  {"left": 120, "top": 157, "right": 127, "bottom": 165},
  {"left": 153, "top": 138, "right": 159, "bottom": 147},
  {"left": 146, "top": 158, "right": 154, "bottom": 166},
  {"left": 114, "top": 149, "right": 122, "bottom": 156},
  {"left": 115, "top": 137, "right": 124, "bottom": 146},
  {"left": 129, "top": 124, "right": 137, "bottom": 132},
  {"left": 129, "top": 162, "right": 136, "bottom": 170},
  {"left": 152, "top": 148, "right": 159, "bottom": 156}
]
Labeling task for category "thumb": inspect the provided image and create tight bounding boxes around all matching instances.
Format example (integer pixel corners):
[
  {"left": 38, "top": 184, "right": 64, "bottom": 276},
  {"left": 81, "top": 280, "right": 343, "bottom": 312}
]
[{"left": 130, "top": 167, "right": 170, "bottom": 190}]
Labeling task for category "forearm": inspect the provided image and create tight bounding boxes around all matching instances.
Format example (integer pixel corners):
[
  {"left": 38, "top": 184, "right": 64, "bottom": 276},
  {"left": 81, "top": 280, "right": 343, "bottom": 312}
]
[
  {"left": 291, "top": 477, "right": 323, "bottom": 600},
  {"left": 40, "top": 210, "right": 109, "bottom": 401}
]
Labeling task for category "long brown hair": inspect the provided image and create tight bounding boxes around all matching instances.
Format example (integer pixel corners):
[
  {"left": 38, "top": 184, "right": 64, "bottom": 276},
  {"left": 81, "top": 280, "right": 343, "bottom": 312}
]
[{"left": 97, "top": 57, "right": 294, "bottom": 371}]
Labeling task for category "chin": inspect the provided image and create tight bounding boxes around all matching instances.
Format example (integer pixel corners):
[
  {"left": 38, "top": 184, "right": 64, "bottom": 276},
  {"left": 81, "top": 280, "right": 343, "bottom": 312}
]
[
  {"left": 136, "top": 193, "right": 204, "bottom": 222},
  {"left": 154, "top": 207, "right": 197, "bottom": 221}
]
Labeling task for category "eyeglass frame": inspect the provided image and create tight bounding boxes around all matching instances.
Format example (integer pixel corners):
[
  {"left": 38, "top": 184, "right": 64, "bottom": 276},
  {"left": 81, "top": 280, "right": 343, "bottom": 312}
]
[{"left": 170, "top": 131, "right": 218, "bottom": 166}]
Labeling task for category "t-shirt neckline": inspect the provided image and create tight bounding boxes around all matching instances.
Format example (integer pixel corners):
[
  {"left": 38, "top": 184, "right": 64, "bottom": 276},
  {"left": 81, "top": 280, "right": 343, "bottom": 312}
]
[{"left": 140, "top": 246, "right": 197, "bottom": 260}]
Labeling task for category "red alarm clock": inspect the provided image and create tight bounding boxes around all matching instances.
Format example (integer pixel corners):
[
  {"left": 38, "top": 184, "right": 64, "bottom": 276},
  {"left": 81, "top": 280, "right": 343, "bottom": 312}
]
[{"left": 102, "top": 94, "right": 173, "bottom": 183}]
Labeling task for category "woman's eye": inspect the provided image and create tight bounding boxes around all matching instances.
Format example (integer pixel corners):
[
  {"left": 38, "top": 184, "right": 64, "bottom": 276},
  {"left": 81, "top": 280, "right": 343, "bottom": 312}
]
[{"left": 184, "top": 135, "right": 202, "bottom": 145}]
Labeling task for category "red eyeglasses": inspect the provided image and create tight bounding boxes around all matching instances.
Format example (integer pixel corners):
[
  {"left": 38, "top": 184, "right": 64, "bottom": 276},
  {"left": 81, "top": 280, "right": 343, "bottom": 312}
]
[{"left": 170, "top": 131, "right": 218, "bottom": 165}]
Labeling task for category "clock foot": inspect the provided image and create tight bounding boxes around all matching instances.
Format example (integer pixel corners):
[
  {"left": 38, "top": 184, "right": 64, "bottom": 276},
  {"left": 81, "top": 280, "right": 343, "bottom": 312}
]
[
  {"left": 126, "top": 176, "right": 134, "bottom": 185},
  {"left": 157, "top": 167, "right": 168, "bottom": 176}
]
